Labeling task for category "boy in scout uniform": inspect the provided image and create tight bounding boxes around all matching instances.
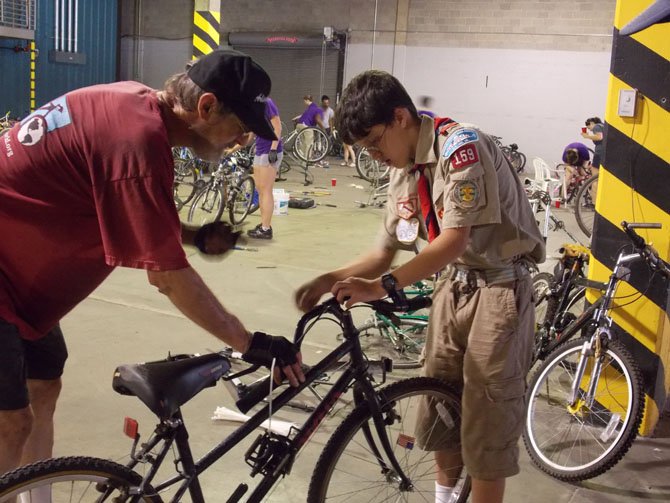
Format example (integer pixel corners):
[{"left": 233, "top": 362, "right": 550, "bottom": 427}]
[{"left": 295, "top": 70, "right": 545, "bottom": 502}]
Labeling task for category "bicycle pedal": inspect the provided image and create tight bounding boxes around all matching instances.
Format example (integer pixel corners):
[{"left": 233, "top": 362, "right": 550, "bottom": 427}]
[{"left": 244, "top": 432, "right": 295, "bottom": 478}]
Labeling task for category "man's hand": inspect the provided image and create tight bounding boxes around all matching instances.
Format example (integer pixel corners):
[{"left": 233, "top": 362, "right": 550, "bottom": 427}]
[
  {"left": 268, "top": 149, "right": 278, "bottom": 164},
  {"left": 242, "top": 331, "right": 305, "bottom": 386},
  {"left": 295, "top": 275, "right": 335, "bottom": 312},
  {"left": 194, "top": 221, "right": 241, "bottom": 255},
  {"left": 331, "top": 277, "right": 386, "bottom": 308}
]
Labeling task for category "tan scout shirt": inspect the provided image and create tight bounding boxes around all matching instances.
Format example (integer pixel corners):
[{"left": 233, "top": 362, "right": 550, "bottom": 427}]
[{"left": 376, "top": 116, "right": 545, "bottom": 270}]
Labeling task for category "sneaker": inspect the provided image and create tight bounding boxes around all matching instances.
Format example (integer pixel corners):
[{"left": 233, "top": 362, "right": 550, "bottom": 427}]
[
  {"left": 348, "top": 162, "right": 355, "bottom": 168},
  {"left": 247, "top": 224, "right": 273, "bottom": 239},
  {"left": 340, "top": 161, "right": 348, "bottom": 166}
]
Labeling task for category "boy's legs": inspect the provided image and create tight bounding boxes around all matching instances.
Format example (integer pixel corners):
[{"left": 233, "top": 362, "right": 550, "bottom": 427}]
[{"left": 0, "top": 322, "right": 67, "bottom": 474}]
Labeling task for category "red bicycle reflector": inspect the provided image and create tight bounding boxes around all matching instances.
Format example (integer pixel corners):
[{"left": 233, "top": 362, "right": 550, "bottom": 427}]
[
  {"left": 124, "top": 417, "right": 139, "bottom": 439},
  {"left": 397, "top": 433, "right": 415, "bottom": 450}
]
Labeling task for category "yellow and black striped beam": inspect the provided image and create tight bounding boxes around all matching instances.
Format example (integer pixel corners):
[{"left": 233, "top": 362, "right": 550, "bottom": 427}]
[
  {"left": 30, "top": 40, "right": 36, "bottom": 112},
  {"left": 192, "top": 10, "right": 220, "bottom": 60},
  {"left": 588, "top": 0, "right": 670, "bottom": 435}
]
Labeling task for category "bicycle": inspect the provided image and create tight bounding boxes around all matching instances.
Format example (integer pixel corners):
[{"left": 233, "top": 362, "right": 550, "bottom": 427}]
[
  {"left": 187, "top": 155, "right": 256, "bottom": 226},
  {"left": 0, "top": 111, "right": 18, "bottom": 136},
  {"left": 527, "top": 190, "right": 582, "bottom": 245},
  {"left": 492, "top": 135, "right": 526, "bottom": 173},
  {"left": 355, "top": 147, "right": 390, "bottom": 184},
  {"left": 531, "top": 243, "right": 606, "bottom": 365},
  {"left": 0, "top": 295, "right": 471, "bottom": 502},
  {"left": 172, "top": 147, "right": 203, "bottom": 211},
  {"left": 523, "top": 221, "right": 670, "bottom": 482}
]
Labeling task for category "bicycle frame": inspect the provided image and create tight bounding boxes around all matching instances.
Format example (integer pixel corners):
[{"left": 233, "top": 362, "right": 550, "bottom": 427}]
[
  {"left": 565, "top": 250, "right": 643, "bottom": 406},
  {"left": 120, "top": 299, "right": 414, "bottom": 503}
]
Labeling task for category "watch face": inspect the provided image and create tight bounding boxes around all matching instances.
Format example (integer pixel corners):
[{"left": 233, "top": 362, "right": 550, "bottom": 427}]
[{"left": 382, "top": 274, "right": 397, "bottom": 293}]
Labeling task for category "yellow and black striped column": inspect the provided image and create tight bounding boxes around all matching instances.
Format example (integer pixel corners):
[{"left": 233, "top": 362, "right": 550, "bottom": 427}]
[
  {"left": 30, "top": 40, "right": 36, "bottom": 112},
  {"left": 192, "top": 10, "right": 220, "bottom": 60},
  {"left": 588, "top": 0, "right": 670, "bottom": 434}
]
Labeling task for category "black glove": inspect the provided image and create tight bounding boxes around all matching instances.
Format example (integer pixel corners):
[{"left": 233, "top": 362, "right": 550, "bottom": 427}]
[
  {"left": 268, "top": 149, "right": 278, "bottom": 164},
  {"left": 193, "top": 221, "right": 241, "bottom": 255},
  {"left": 242, "top": 331, "right": 298, "bottom": 369}
]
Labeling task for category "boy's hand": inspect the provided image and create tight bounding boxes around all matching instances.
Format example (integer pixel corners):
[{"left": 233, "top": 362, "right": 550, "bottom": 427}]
[{"left": 332, "top": 277, "right": 386, "bottom": 308}]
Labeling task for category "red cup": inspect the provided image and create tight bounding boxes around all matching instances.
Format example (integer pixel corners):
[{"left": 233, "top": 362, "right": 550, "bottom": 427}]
[
  {"left": 581, "top": 127, "right": 587, "bottom": 133},
  {"left": 554, "top": 199, "right": 561, "bottom": 208},
  {"left": 331, "top": 178, "right": 337, "bottom": 187}
]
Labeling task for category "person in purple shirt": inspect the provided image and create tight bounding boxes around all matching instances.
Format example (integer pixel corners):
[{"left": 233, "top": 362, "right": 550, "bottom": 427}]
[
  {"left": 561, "top": 142, "right": 591, "bottom": 203},
  {"left": 293, "top": 95, "right": 327, "bottom": 166},
  {"left": 248, "top": 98, "right": 283, "bottom": 240}
]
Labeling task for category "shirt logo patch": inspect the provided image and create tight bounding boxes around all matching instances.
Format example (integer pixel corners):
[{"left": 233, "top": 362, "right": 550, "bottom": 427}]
[
  {"left": 396, "top": 217, "right": 420, "bottom": 244},
  {"left": 450, "top": 144, "right": 479, "bottom": 169},
  {"left": 396, "top": 196, "right": 418, "bottom": 220},
  {"left": 442, "top": 129, "right": 479, "bottom": 159},
  {"left": 452, "top": 181, "right": 479, "bottom": 208},
  {"left": 17, "top": 96, "right": 71, "bottom": 147}
]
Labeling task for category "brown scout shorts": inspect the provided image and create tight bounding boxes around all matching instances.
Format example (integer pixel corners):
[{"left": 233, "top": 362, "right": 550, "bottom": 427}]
[{"left": 415, "top": 273, "right": 534, "bottom": 480}]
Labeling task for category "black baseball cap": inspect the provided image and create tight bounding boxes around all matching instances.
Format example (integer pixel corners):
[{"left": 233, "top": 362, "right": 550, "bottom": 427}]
[{"left": 187, "top": 49, "right": 277, "bottom": 141}]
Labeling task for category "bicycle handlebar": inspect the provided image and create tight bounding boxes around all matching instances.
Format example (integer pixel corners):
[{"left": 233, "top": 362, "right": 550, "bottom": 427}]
[
  {"left": 621, "top": 221, "right": 670, "bottom": 276},
  {"left": 234, "top": 294, "right": 432, "bottom": 413}
]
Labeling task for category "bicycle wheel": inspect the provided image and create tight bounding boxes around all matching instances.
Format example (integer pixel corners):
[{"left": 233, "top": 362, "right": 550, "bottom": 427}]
[
  {"left": 523, "top": 337, "right": 644, "bottom": 481},
  {"left": 356, "top": 148, "right": 390, "bottom": 183},
  {"left": 356, "top": 316, "right": 427, "bottom": 370},
  {"left": 307, "top": 377, "right": 470, "bottom": 502},
  {"left": 294, "top": 127, "right": 329, "bottom": 162},
  {"left": 513, "top": 151, "right": 527, "bottom": 173},
  {"left": 173, "top": 159, "right": 199, "bottom": 211},
  {"left": 575, "top": 175, "right": 598, "bottom": 238},
  {"left": 0, "top": 456, "right": 161, "bottom": 502},
  {"left": 228, "top": 175, "right": 255, "bottom": 225},
  {"left": 187, "top": 184, "right": 226, "bottom": 226}
]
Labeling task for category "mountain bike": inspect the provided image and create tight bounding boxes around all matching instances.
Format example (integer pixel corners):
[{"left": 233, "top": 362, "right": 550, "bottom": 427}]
[
  {"left": 187, "top": 155, "right": 256, "bottom": 226},
  {"left": 0, "top": 295, "right": 471, "bottom": 502},
  {"left": 531, "top": 244, "right": 606, "bottom": 365},
  {"left": 523, "top": 221, "right": 670, "bottom": 482},
  {"left": 527, "top": 190, "right": 582, "bottom": 245},
  {"left": 172, "top": 147, "right": 202, "bottom": 211},
  {"left": 283, "top": 123, "right": 329, "bottom": 164}
]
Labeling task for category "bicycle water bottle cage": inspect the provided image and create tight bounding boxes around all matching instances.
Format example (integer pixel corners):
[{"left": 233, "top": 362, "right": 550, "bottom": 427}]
[{"left": 245, "top": 432, "right": 295, "bottom": 478}]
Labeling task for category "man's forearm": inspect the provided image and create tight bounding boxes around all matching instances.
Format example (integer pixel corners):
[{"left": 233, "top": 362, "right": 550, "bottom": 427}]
[
  {"left": 148, "top": 267, "right": 251, "bottom": 352},
  {"left": 324, "top": 247, "right": 395, "bottom": 284}
]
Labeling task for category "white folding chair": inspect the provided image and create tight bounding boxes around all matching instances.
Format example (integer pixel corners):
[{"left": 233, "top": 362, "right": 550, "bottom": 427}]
[{"left": 528, "top": 157, "right": 563, "bottom": 201}]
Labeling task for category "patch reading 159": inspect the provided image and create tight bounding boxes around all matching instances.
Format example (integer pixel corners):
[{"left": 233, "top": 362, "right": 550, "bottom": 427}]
[
  {"left": 450, "top": 144, "right": 479, "bottom": 169},
  {"left": 453, "top": 180, "right": 479, "bottom": 208}
]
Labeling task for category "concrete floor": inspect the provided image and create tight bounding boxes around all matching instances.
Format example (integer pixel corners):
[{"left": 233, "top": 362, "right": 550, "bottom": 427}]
[{"left": 51, "top": 159, "right": 670, "bottom": 502}]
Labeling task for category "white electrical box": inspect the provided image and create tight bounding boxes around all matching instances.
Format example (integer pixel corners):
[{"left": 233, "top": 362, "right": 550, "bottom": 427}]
[{"left": 618, "top": 89, "right": 637, "bottom": 117}]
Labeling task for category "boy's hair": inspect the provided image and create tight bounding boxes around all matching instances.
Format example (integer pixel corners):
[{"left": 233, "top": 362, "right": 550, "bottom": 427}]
[
  {"left": 163, "top": 72, "right": 230, "bottom": 114},
  {"left": 321, "top": 95, "right": 330, "bottom": 102},
  {"left": 303, "top": 94, "right": 313, "bottom": 102},
  {"left": 335, "top": 70, "right": 418, "bottom": 145},
  {"left": 565, "top": 148, "right": 580, "bottom": 166},
  {"left": 585, "top": 116, "right": 602, "bottom": 126}
]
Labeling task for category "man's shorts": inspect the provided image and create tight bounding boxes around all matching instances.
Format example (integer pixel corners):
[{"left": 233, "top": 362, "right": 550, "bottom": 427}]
[
  {"left": 0, "top": 319, "right": 68, "bottom": 410},
  {"left": 254, "top": 151, "right": 284, "bottom": 171},
  {"left": 416, "top": 274, "right": 534, "bottom": 480}
]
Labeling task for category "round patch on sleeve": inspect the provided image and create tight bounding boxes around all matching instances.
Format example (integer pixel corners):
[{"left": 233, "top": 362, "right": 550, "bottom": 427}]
[
  {"left": 452, "top": 181, "right": 480, "bottom": 209},
  {"left": 395, "top": 217, "right": 420, "bottom": 244}
]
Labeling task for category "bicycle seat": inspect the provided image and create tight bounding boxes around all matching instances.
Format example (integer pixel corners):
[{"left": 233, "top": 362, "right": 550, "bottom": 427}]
[{"left": 112, "top": 353, "right": 231, "bottom": 419}]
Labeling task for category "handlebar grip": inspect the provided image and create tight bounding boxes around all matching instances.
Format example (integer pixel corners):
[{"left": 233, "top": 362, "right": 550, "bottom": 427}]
[
  {"left": 624, "top": 222, "right": 662, "bottom": 229},
  {"left": 405, "top": 296, "right": 433, "bottom": 311},
  {"left": 622, "top": 221, "right": 647, "bottom": 249},
  {"left": 235, "top": 375, "right": 272, "bottom": 414}
]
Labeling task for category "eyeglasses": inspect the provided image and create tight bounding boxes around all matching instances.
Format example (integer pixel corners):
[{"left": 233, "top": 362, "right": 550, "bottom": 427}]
[
  {"left": 363, "top": 125, "right": 388, "bottom": 153},
  {"left": 231, "top": 113, "right": 250, "bottom": 135}
]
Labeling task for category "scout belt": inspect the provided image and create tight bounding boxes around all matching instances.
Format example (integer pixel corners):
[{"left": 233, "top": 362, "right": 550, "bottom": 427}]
[{"left": 448, "top": 262, "right": 531, "bottom": 288}]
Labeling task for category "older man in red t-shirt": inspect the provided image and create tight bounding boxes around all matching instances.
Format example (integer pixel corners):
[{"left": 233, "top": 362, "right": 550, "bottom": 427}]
[{"left": 0, "top": 50, "right": 304, "bottom": 475}]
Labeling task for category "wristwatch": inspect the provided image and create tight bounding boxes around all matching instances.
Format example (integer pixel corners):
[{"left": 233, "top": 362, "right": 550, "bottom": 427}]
[{"left": 381, "top": 273, "right": 399, "bottom": 296}]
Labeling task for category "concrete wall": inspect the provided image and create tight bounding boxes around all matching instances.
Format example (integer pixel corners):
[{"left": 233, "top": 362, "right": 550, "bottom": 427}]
[{"left": 120, "top": 0, "right": 616, "bottom": 163}]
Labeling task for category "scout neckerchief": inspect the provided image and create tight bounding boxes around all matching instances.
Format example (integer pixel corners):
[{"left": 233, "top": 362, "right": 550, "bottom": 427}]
[{"left": 410, "top": 117, "right": 458, "bottom": 243}]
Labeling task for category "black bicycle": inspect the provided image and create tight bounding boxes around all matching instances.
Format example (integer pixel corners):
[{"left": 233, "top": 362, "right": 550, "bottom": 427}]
[{"left": 0, "top": 296, "right": 470, "bottom": 502}]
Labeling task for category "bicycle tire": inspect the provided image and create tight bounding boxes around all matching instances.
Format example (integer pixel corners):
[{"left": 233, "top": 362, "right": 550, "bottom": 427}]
[
  {"left": 173, "top": 159, "right": 199, "bottom": 211},
  {"left": 294, "top": 127, "right": 329, "bottom": 163},
  {"left": 307, "top": 377, "right": 471, "bottom": 502},
  {"left": 187, "top": 184, "right": 226, "bottom": 226},
  {"left": 228, "top": 175, "right": 255, "bottom": 225},
  {"left": 515, "top": 151, "right": 527, "bottom": 172},
  {"left": 574, "top": 175, "right": 598, "bottom": 238},
  {"left": 0, "top": 456, "right": 162, "bottom": 502},
  {"left": 356, "top": 148, "right": 390, "bottom": 183},
  {"left": 523, "top": 337, "right": 643, "bottom": 481},
  {"left": 357, "top": 317, "right": 427, "bottom": 370}
]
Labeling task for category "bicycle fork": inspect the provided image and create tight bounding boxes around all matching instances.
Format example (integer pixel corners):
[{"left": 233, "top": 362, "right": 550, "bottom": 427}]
[{"left": 567, "top": 332, "right": 606, "bottom": 409}]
